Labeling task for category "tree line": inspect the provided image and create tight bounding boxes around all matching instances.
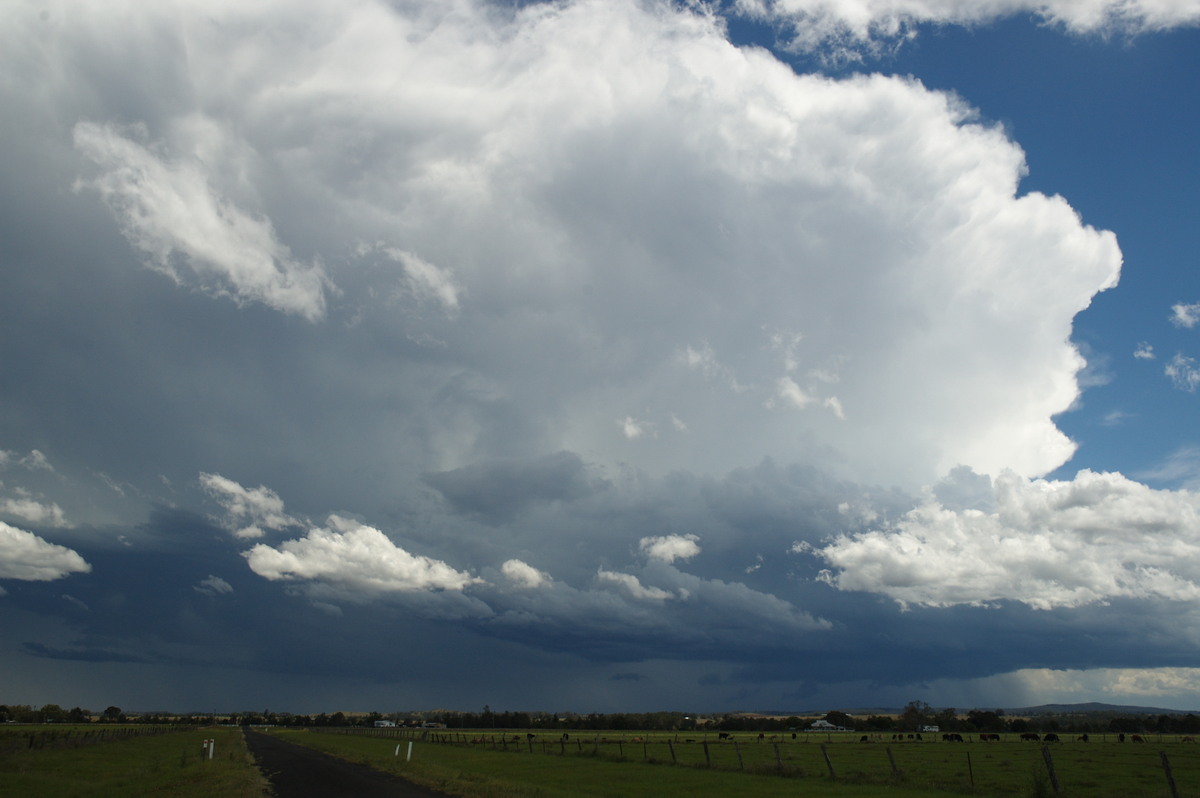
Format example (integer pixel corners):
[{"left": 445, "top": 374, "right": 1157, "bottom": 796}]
[{"left": 6, "top": 700, "right": 1199, "bottom": 735}]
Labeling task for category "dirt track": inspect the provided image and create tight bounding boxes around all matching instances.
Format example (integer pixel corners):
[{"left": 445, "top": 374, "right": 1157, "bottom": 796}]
[{"left": 244, "top": 730, "right": 456, "bottom": 797}]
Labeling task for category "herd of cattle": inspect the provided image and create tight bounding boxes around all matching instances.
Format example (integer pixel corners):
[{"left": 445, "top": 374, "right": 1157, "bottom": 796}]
[
  {"left": 470, "top": 731, "right": 1197, "bottom": 745},
  {"left": 849, "top": 731, "right": 1195, "bottom": 743}
]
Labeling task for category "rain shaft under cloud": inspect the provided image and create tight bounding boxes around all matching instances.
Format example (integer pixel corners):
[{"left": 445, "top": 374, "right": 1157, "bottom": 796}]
[{"left": 1, "top": 0, "right": 1198, "bottom": 712}]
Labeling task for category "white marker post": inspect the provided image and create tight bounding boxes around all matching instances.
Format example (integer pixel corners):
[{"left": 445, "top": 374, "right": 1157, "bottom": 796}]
[{"left": 407, "top": 741, "right": 413, "bottom": 762}]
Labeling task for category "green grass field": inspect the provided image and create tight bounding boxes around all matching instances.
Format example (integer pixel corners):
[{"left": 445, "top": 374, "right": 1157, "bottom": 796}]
[
  {"left": 4, "top": 724, "right": 1197, "bottom": 797},
  {"left": 0, "top": 725, "right": 267, "bottom": 798},
  {"left": 270, "top": 728, "right": 1200, "bottom": 798}
]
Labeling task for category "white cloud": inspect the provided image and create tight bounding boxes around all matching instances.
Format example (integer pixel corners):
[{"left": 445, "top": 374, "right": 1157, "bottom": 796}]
[
  {"left": 0, "top": 449, "right": 53, "bottom": 472},
  {"left": 194, "top": 574, "right": 234, "bottom": 596},
  {"left": 200, "top": 473, "right": 298, "bottom": 539},
  {"left": 1172, "top": 302, "right": 1200, "bottom": 328},
  {"left": 735, "top": 0, "right": 1200, "bottom": 55},
  {"left": 384, "top": 248, "right": 462, "bottom": 314},
  {"left": 4, "top": 0, "right": 1122, "bottom": 490},
  {"left": 619, "top": 417, "right": 653, "bottom": 440},
  {"left": 1134, "top": 341, "right": 1156, "bottom": 360},
  {"left": 775, "top": 376, "right": 814, "bottom": 409},
  {"left": 639, "top": 534, "right": 701, "bottom": 563},
  {"left": 1166, "top": 353, "right": 1200, "bottom": 391},
  {"left": 0, "top": 498, "right": 70, "bottom": 528},
  {"left": 244, "top": 515, "right": 480, "bottom": 595},
  {"left": 815, "top": 470, "right": 1200, "bottom": 609},
  {"left": 0, "top": 521, "right": 91, "bottom": 582},
  {"left": 73, "top": 121, "right": 329, "bottom": 321},
  {"left": 597, "top": 569, "right": 675, "bottom": 601},
  {"left": 501, "top": 558, "right": 551, "bottom": 589}
]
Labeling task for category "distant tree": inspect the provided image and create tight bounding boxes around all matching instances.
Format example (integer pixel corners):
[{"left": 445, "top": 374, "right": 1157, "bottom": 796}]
[
  {"left": 966, "top": 710, "right": 1005, "bottom": 732},
  {"left": 102, "top": 706, "right": 124, "bottom": 723},
  {"left": 38, "top": 704, "right": 67, "bottom": 723},
  {"left": 899, "top": 701, "right": 932, "bottom": 732},
  {"left": 824, "top": 711, "right": 853, "bottom": 729},
  {"left": 67, "top": 707, "right": 89, "bottom": 723},
  {"left": 933, "top": 707, "right": 959, "bottom": 731}
]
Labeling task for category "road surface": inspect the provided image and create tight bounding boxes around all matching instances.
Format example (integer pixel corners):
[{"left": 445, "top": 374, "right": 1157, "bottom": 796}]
[{"left": 244, "top": 730, "right": 457, "bottom": 798}]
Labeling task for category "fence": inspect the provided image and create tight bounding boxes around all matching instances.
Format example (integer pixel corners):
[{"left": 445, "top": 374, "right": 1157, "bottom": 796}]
[
  {"left": 325, "top": 727, "right": 1200, "bottom": 796},
  {"left": 0, "top": 725, "right": 194, "bottom": 755}
]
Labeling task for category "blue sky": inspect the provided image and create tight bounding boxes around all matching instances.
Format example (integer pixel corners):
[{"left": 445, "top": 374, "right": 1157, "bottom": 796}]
[{"left": 3, "top": 0, "right": 1200, "bottom": 716}]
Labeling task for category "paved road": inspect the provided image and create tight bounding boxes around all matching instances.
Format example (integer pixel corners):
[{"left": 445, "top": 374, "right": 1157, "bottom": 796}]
[{"left": 245, "top": 730, "right": 456, "bottom": 798}]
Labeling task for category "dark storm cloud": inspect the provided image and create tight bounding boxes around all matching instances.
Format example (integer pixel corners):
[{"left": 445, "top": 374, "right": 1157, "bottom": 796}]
[{"left": 424, "top": 451, "right": 607, "bottom": 524}]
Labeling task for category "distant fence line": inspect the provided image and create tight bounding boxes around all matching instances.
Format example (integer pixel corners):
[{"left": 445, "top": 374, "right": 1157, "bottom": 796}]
[
  {"left": 0, "top": 725, "right": 195, "bottom": 754},
  {"left": 325, "top": 727, "right": 1195, "bottom": 796}
]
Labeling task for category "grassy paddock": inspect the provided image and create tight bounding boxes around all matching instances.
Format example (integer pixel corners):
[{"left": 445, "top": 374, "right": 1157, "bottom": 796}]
[
  {"left": 0, "top": 725, "right": 267, "bottom": 798},
  {"left": 273, "top": 728, "right": 1200, "bottom": 798}
]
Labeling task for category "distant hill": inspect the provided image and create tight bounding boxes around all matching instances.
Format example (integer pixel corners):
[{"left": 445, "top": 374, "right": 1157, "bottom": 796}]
[
  {"left": 757, "top": 702, "right": 1200, "bottom": 717},
  {"left": 1006, "top": 702, "right": 1200, "bottom": 716}
]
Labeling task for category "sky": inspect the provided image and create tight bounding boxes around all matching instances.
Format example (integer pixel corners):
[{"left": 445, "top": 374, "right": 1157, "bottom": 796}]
[{"left": 2, "top": 0, "right": 1200, "bottom": 716}]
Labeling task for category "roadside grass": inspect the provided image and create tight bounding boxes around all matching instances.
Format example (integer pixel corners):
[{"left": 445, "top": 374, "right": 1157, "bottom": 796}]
[
  {"left": 270, "top": 729, "right": 1200, "bottom": 798},
  {"left": 0, "top": 725, "right": 267, "bottom": 798}
]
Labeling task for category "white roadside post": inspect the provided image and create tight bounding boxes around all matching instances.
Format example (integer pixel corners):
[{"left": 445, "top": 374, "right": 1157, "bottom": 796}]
[{"left": 407, "top": 741, "right": 413, "bottom": 762}]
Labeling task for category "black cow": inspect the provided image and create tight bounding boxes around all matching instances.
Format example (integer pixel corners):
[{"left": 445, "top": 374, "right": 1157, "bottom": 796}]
[
  {"left": 718, "top": 732, "right": 730, "bottom": 740},
  {"left": 1020, "top": 732, "right": 1041, "bottom": 742},
  {"left": 1132, "top": 734, "right": 1146, "bottom": 743},
  {"left": 942, "top": 733, "right": 963, "bottom": 742},
  {"left": 980, "top": 733, "right": 1000, "bottom": 742},
  {"left": 1043, "top": 733, "right": 1060, "bottom": 742}
]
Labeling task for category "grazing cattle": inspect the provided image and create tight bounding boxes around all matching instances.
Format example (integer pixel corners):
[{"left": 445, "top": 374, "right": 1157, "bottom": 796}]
[
  {"left": 1118, "top": 733, "right": 1126, "bottom": 742},
  {"left": 1132, "top": 734, "right": 1146, "bottom": 743},
  {"left": 860, "top": 735, "right": 869, "bottom": 742},
  {"left": 527, "top": 734, "right": 536, "bottom": 741},
  {"left": 916, "top": 733, "right": 923, "bottom": 741},
  {"left": 1043, "top": 733, "right": 1060, "bottom": 742},
  {"left": 980, "top": 733, "right": 1000, "bottom": 742},
  {"left": 718, "top": 732, "right": 730, "bottom": 740},
  {"left": 1077, "top": 734, "right": 1089, "bottom": 742},
  {"left": 1183, "top": 736, "right": 1195, "bottom": 743},
  {"left": 942, "top": 733, "right": 964, "bottom": 742},
  {"left": 1020, "top": 733, "right": 1041, "bottom": 742},
  {"left": 561, "top": 733, "right": 569, "bottom": 741}
]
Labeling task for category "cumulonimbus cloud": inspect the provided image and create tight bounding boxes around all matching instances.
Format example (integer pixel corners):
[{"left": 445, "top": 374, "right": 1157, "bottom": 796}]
[
  {"left": 12, "top": 0, "right": 1122, "bottom": 489},
  {"left": 814, "top": 469, "right": 1200, "bottom": 609}
]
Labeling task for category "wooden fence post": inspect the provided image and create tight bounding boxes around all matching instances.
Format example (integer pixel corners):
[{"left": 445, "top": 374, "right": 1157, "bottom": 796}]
[
  {"left": 702, "top": 740, "right": 711, "bottom": 767},
  {"left": 733, "top": 740, "right": 744, "bottom": 770},
  {"left": 887, "top": 746, "right": 900, "bottom": 780},
  {"left": 821, "top": 743, "right": 836, "bottom": 779},
  {"left": 773, "top": 742, "right": 782, "bottom": 769},
  {"left": 966, "top": 751, "right": 974, "bottom": 789},
  {"left": 667, "top": 739, "right": 677, "bottom": 764},
  {"left": 1041, "top": 745, "right": 1061, "bottom": 794},
  {"left": 1161, "top": 751, "right": 1181, "bottom": 798}
]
